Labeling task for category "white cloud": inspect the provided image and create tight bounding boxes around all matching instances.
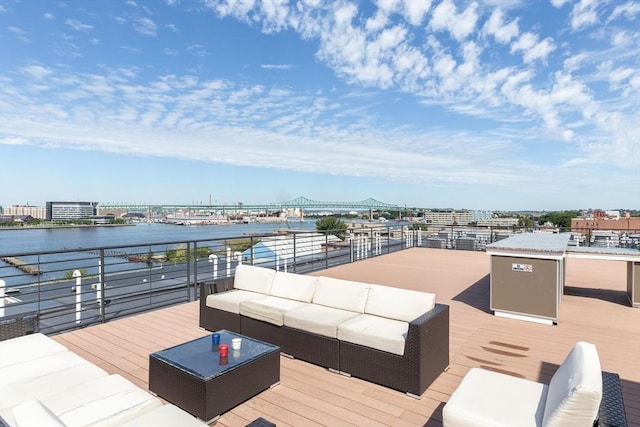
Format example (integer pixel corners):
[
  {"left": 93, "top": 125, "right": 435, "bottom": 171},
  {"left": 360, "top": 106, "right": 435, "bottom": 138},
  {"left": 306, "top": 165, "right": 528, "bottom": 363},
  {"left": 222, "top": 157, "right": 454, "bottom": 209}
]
[
  {"left": 0, "top": 137, "right": 28, "bottom": 145},
  {"left": 261, "top": 64, "right": 293, "bottom": 70},
  {"left": 65, "top": 19, "right": 93, "bottom": 31},
  {"left": 402, "top": 0, "right": 431, "bottom": 26},
  {"left": 484, "top": 8, "right": 520, "bottom": 44},
  {"left": 429, "top": 0, "right": 479, "bottom": 42},
  {"left": 22, "top": 65, "right": 53, "bottom": 79},
  {"left": 609, "top": 1, "right": 640, "bottom": 21},
  {"left": 550, "top": 0, "right": 571, "bottom": 7},
  {"left": 510, "top": 32, "right": 556, "bottom": 63},
  {"left": 134, "top": 17, "right": 157, "bottom": 36},
  {"left": 570, "top": 0, "right": 599, "bottom": 30}
]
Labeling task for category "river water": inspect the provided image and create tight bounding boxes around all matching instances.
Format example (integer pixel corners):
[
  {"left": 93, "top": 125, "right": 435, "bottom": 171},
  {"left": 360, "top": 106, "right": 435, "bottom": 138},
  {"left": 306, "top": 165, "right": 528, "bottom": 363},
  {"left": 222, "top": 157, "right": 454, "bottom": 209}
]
[{"left": 0, "top": 221, "right": 323, "bottom": 255}]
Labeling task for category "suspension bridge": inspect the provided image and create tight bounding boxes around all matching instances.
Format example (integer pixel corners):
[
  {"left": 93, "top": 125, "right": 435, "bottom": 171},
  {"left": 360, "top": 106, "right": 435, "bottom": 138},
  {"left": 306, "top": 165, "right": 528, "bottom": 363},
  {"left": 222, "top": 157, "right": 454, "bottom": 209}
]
[{"left": 98, "top": 197, "right": 401, "bottom": 214}]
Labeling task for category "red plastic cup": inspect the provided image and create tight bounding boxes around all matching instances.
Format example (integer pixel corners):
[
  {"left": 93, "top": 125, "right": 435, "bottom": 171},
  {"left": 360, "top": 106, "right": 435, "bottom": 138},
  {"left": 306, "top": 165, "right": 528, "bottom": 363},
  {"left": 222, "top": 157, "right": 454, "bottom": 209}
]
[{"left": 219, "top": 344, "right": 229, "bottom": 357}]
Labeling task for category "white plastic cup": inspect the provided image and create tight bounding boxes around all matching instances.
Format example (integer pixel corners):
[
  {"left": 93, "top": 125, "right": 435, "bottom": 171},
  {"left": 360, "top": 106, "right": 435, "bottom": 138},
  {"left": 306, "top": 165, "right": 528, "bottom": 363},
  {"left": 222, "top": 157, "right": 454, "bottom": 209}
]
[{"left": 231, "top": 337, "right": 242, "bottom": 350}]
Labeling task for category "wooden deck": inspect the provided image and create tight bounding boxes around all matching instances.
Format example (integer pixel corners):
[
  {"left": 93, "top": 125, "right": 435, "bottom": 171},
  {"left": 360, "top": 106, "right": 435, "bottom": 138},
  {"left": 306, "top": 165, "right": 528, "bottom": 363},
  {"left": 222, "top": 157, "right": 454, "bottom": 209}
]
[{"left": 52, "top": 248, "right": 640, "bottom": 426}]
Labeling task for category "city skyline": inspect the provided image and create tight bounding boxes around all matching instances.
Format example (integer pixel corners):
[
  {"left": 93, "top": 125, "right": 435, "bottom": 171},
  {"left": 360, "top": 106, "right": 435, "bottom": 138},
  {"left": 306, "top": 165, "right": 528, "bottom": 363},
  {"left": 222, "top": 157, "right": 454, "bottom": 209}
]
[{"left": 1, "top": 1, "right": 639, "bottom": 211}]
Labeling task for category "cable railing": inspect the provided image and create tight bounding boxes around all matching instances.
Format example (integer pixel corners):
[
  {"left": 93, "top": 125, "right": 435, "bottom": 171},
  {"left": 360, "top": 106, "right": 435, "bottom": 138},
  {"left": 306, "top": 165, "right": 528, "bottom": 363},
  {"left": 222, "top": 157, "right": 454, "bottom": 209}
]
[{"left": 1, "top": 224, "right": 638, "bottom": 337}]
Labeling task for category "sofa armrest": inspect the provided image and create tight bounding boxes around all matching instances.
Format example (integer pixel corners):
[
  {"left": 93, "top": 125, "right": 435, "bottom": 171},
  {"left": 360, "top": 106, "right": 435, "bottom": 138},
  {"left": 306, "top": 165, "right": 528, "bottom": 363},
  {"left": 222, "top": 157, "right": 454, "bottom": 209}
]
[
  {"left": 597, "top": 371, "right": 628, "bottom": 427},
  {"left": 0, "top": 311, "right": 39, "bottom": 342},
  {"left": 406, "top": 303, "right": 450, "bottom": 396}
]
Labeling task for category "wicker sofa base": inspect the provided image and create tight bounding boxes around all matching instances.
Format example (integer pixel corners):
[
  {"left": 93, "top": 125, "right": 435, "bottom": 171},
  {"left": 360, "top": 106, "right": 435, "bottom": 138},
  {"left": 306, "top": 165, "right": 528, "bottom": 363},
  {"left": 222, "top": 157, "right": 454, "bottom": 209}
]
[{"left": 241, "top": 316, "right": 341, "bottom": 371}]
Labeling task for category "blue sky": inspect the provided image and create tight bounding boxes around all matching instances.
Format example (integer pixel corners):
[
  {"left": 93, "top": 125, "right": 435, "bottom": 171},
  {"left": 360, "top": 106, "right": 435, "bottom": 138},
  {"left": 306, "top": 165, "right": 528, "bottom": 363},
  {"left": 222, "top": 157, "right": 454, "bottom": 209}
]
[{"left": 1, "top": 0, "right": 638, "bottom": 211}]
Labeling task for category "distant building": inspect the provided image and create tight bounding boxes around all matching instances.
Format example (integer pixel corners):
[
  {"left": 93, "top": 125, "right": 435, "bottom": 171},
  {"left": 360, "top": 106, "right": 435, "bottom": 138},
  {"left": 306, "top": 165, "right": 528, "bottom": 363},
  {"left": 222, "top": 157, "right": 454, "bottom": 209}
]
[
  {"left": 46, "top": 201, "right": 98, "bottom": 221},
  {"left": 473, "top": 210, "right": 494, "bottom": 222},
  {"left": 422, "top": 210, "right": 473, "bottom": 225},
  {"left": 571, "top": 211, "right": 640, "bottom": 233},
  {"left": 476, "top": 217, "right": 519, "bottom": 227},
  {"left": 4, "top": 205, "right": 46, "bottom": 219}
]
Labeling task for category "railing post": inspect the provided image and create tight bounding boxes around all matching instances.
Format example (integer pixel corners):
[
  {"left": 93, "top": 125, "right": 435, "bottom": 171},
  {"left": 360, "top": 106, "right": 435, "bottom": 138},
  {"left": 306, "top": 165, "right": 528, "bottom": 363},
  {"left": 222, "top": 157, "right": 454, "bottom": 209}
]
[
  {"left": 0, "top": 279, "right": 5, "bottom": 318},
  {"left": 387, "top": 226, "right": 391, "bottom": 254},
  {"left": 209, "top": 254, "right": 218, "bottom": 280},
  {"left": 186, "top": 242, "right": 192, "bottom": 302},
  {"left": 99, "top": 250, "right": 105, "bottom": 323},
  {"left": 325, "top": 233, "right": 329, "bottom": 270},
  {"left": 73, "top": 270, "right": 82, "bottom": 324},
  {"left": 293, "top": 234, "right": 297, "bottom": 273}
]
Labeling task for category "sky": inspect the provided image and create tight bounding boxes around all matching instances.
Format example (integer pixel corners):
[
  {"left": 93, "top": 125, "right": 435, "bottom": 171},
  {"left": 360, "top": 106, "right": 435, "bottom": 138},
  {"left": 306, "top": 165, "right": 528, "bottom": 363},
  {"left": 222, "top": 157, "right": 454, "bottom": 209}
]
[{"left": 1, "top": 0, "right": 639, "bottom": 211}]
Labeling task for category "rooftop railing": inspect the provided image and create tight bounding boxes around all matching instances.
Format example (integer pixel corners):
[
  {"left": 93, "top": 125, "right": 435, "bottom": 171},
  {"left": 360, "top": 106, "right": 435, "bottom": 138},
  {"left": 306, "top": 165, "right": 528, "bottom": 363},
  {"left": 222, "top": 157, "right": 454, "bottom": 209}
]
[{"left": 1, "top": 224, "right": 638, "bottom": 337}]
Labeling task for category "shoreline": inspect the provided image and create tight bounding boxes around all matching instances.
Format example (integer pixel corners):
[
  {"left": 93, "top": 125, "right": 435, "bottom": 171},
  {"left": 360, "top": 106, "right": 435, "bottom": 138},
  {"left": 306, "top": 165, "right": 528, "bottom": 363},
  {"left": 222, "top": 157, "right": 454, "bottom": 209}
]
[{"left": 0, "top": 223, "right": 134, "bottom": 231}]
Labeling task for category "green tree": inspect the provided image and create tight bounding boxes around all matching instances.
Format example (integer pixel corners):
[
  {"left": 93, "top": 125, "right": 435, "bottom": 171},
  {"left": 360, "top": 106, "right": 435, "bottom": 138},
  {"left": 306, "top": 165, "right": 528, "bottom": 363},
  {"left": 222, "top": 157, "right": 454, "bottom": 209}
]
[
  {"left": 538, "top": 211, "right": 579, "bottom": 229},
  {"left": 316, "top": 216, "right": 348, "bottom": 239},
  {"left": 518, "top": 216, "right": 534, "bottom": 227}
]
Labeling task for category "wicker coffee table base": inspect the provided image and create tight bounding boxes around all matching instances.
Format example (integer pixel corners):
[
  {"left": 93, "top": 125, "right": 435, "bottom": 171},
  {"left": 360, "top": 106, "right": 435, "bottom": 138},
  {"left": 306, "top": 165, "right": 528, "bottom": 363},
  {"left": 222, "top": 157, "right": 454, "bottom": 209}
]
[{"left": 149, "top": 347, "right": 280, "bottom": 422}]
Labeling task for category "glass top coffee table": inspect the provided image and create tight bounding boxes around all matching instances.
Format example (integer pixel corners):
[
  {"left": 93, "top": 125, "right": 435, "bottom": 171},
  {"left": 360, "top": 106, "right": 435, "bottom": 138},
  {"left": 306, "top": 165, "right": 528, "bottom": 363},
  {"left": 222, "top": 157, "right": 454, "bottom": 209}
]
[{"left": 149, "top": 330, "right": 280, "bottom": 422}]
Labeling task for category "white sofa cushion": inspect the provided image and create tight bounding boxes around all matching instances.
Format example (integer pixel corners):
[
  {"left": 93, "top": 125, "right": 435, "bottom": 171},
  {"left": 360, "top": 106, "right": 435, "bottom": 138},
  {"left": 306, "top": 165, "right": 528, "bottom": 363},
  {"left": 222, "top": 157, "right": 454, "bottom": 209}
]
[
  {"left": 233, "top": 264, "right": 276, "bottom": 294},
  {"left": 12, "top": 399, "right": 67, "bottom": 427},
  {"left": 0, "top": 351, "right": 108, "bottom": 410},
  {"left": 337, "top": 314, "right": 408, "bottom": 356},
  {"left": 542, "top": 341, "right": 602, "bottom": 427},
  {"left": 443, "top": 368, "right": 548, "bottom": 427},
  {"left": 365, "top": 284, "right": 436, "bottom": 322},
  {"left": 240, "top": 296, "right": 308, "bottom": 326},
  {"left": 120, "top": 404, "right": 208, "bottom": 427},
  {"left": 0, "top": 333, "right": 68, "bottom": 369},
  {"left": 206, "top": 289, "right": 266, "bottom": 314},
  {"left": 312, "top": 276, "right": 370, "bottom": 313},
  {"left": 43, "top": 374, "right": 162, "bottom": 427},
  {"left": 284, "top": 304, "right": 360, "bottom": 338},
  {"left": 269, "top": 271, "right": 317, "bottom": 302}
]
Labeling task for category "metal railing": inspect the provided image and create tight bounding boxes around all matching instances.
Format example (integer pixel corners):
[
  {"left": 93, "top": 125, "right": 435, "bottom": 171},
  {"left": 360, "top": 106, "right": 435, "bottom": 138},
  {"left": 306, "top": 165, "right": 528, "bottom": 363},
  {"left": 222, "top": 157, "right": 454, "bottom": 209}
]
[
  {"left": 1, "top": 224, "right": 638, "bottom": 336},
  {"left": 0, "top": 227, "right": 408, "bottom": 335}
]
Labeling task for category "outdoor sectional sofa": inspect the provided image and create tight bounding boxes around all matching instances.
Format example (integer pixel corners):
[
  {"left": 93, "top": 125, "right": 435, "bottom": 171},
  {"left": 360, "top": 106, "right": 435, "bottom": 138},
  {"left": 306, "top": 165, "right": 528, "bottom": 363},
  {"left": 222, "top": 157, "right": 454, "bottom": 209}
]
[
  {"left": 199, "top": 264, "right": 449, "bottom": 398},
  {"left": 0, "top": 333, "right": 208, "bottom": 427}
]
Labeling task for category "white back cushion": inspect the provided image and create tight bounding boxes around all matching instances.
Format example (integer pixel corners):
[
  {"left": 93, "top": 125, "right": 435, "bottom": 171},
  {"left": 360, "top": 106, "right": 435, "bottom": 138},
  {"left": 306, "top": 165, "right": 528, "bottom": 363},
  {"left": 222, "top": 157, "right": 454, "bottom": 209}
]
[
  {"left": 270, "top": 271, "right": 318, "bottom": 302},
  {"left": 233, "top": 264, "right": 276, "bottom": 294},
  {"left": 312, "top": 276, "right": 370, "bottom": 313},
  {"left": 542, "top": 341, "right": 602, "bottom": 427},
  {"left": 365, "top": 284, "right": 436, "bottom": 322}
]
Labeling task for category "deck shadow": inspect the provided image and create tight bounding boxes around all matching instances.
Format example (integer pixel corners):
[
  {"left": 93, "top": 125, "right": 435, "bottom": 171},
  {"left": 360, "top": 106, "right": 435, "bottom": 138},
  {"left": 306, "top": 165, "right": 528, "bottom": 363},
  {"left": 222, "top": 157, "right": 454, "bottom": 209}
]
[
  {"left": 563, "top": 285, "right": 631, "bottom": 307},
  {"left": 452, "top": 274, "right": 491, "bottom": 313}
]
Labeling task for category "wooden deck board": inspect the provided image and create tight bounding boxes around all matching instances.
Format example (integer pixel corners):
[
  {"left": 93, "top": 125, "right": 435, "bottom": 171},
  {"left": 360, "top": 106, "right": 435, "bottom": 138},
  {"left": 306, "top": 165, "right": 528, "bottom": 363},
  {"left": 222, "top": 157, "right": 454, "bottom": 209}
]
[{"left": 50, "top": 248, "right": 640, "bottom": 426}]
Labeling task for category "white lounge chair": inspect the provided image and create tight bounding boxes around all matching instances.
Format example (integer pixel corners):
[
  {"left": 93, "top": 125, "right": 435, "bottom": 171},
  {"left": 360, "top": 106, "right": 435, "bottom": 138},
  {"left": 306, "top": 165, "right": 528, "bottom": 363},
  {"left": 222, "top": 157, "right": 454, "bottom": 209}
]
[{"left": 443, "top": 341, "right": 603, "bottom": 427}]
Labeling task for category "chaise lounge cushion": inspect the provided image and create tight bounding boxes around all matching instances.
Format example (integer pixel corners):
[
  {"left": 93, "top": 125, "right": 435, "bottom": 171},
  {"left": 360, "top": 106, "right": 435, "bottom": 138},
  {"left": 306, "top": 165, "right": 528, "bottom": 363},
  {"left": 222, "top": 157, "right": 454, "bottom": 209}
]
[
  {"left": 11, "top": 399, "right": 67, "bottom": 427},
  {"left": 120, "top": 404, "right": 207, "bottom": 427},
  {"left": 269, "top": 271, "right": 317, "bottom": 302},
  {"left": 240, "top": 296, "right": 309, "bottom": 326},
  {"left": 284, "top": 304, "right": 360, "bottom": 338},
  {"left": 43, "top": 374, "right": 162, "bottom": 427},
  {"left": 206, "top": 289, "right": 267, "bottom": 314},
  {"left": 542, "top": 341, "right": 602, "bottom": 427},
  {"left": 365, "top": 284, "right": 436, "bottom": 322},
  {"left": 443, "top": 367, "right": 548, "bottom": 427},
  {"left": 233, "top": 264, "right": 277, "bottom": 294},
  {"left": 337, "top": 314, "right": 409, "bottom": 356},
  {"left": 0, "top": 351, "right": 109, "bottom": 410},
  {"left": 0, "top": 333, "right": 67, "bottom": 368},
  {"left": 312, "top": 276, "right": 370, "bottom": 313}
]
